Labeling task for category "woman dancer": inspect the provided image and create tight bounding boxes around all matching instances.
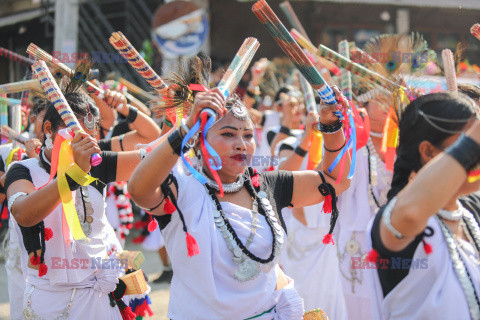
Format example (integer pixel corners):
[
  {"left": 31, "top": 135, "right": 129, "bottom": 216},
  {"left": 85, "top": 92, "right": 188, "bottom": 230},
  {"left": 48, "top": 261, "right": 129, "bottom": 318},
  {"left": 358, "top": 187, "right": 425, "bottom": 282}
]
[
  {"left": 5, "top": 91, "right": 143, "bottom": 319},
  {"left": 368, "top": 93, "right": 480, "bottom": 319},
  {"left": 128, "top": 87, "right": 351, "bottom": 319}
]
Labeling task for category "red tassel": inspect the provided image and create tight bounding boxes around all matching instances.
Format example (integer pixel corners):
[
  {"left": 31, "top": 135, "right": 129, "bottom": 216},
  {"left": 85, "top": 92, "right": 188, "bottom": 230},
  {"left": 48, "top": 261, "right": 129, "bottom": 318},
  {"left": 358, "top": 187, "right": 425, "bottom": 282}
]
[
  {"left": 267, "top": 166, "right": 274, "bottom": 171},
  {"left": 133, "top": 221, "right": 148, "bottom": 230},
  {"left": 251, "top": 174, "right": 260, "bottom": 188},
  {"left": 119, "top": 306, "right": 137, "bottom": 320},
  {"left": 38, "top": 263, "right": 48, "bottom": 277},
  {"left": 322, "top": 195, "right": 332, "bottom": 214},
  {"left": 1, "top": 206, "right": 8, "bottom": 219},
  {"left": 185, "top": 232, "right": 200, "bottom": 257},
  {"left": 44, "top": 227, "right": 53, "bottom": 241},
  {"left": 322, "top": 233, "right": 335, "bottom": 245},
  {"left": 134, "top": 300, "right": 154, "bottom": 317},
  {"left": 30, "top": 255, "right": 40, "bottom": 265},
  {"left": 423, "top": 240, "right": 433, "bottom": 255},
  {"left": 366, "top": 249, "right": 379, "bottom": 263},
  {"left": 163, "top": 198, "right": 176, "bottom": 214},
  {"left": 132, "top": 235, "right": 146, "bottom": 244},
  {"left": 147, "top": 217, "right": 158, "bottom": 232}
]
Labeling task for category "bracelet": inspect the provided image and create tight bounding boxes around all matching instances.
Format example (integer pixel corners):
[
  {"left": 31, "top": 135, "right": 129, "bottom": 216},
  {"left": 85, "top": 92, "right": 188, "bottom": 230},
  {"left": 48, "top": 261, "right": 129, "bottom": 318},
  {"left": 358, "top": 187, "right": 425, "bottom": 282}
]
[
  {"left": 139, "top": 148, "right": 147, "bottom": 160},
  {"left": 294, "top": 145, "right": 308, "bottom": 157},
  {"left": 324, "top": 140, "right": 346, "bottom": 153},
  {"left": 381, "top": 197, "right": 404, "bottom": 239},
  {"left": 163, "top": 117, "right": 173, "bottom": 128},
  {"left": 279, "top": 126, "right": 291, "bottom": 136},
  {"left": 126, "top": 106, "right": 138, "bottom": 123},
  {"left": 318, "top": 120, "right": 342, "bottom": 134},
  {"left": 445, "top": 133, "right": 480, "bottom": 172},
  {"left": 246, "top": 90, "right": 257, "bottom": 99},
  {"left": 168, "top": 128, "right": 189, "bottom": 156},
  {"left": 8, "top": 192, "right": 27, "bottom": 213}
]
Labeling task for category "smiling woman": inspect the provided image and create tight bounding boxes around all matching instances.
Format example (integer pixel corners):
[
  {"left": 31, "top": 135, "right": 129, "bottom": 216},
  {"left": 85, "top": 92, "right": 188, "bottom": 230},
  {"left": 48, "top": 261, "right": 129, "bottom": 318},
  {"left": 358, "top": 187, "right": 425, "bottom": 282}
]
[{"left": 128, "top": 87, "right": 351, "bottom": 319}]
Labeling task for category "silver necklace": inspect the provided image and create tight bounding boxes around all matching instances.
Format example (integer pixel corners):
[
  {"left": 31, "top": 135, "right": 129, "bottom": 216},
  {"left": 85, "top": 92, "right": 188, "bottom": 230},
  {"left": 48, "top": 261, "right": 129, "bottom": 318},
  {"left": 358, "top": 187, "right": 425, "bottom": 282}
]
[
  {"left": 365, "top": 139, "right": 390, "bottom": 210},
  {"left": 75, "top": 187, "right": 94, "bottom": 236},
  {"left": 204, "top": 173, "right": 245, "bottom": 193},
  {"left": 436, "top": 212, "right": 480, "bottom": 319},
  {"left": 211, "top": 190, "right": 284, "bottom": 282},
  {"left": 337, "top": 231, "right": 365, "bottom": 294},
  {"left": 437, "top": 201, "right": 466, "bottom": 221}
]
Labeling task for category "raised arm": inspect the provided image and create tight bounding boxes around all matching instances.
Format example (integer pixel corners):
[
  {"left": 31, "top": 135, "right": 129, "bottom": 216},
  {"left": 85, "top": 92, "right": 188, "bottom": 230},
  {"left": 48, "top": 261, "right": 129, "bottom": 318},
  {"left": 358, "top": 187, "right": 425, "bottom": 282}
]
[
  {"left": 128, "top": 88, "right": 226, "bottom": 215},
  {"left": 7, "top": 132, "right": 100, "bottom": 227},
  {"left": 381, "top": 121, "right": 480, "bottom": 251}
]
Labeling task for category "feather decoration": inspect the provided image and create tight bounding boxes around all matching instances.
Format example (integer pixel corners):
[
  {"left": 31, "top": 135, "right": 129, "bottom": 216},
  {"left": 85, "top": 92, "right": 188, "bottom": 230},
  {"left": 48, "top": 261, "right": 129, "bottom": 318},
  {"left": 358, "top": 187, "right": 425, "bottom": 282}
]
[{"left": 63, "top": 57, "right": 93, "bottom": 94}]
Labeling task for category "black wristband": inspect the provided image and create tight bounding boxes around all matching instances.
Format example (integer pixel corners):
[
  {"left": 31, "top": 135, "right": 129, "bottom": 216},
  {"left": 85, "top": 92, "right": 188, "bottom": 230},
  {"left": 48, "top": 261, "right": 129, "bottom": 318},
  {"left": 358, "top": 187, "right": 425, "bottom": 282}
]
[
  {"left": 324, "top": 140, "right": 346, "bottom": 153},
  {"left": 294, "top": 145, "right": 308, "bottom": 157},
  {"left": 168, "top": 128, "right": 189, "bottom": 156},
  {"left": 65, "top": 174, "right": 81, "bottom": 191},
  {"left": 279, "top": 125, "right": 291, "bottom": 136},
  {"left": 246, "top": 90, "right": 256, "bottom": 98},
  {"left": 445, "top": 133, "right": 480, "bottom": 172},
  {"left": 318, "top": 120, "right": 342, "bottom": 133},
  {"left": 126, "top": 106, "right": 138, "bottom": 123}
]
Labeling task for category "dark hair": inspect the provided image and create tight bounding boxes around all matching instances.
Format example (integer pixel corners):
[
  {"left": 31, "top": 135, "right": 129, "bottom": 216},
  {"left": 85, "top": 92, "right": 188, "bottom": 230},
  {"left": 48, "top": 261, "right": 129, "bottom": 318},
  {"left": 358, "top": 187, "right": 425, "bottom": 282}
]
[
  {"left": 30, "top": 96, "right": 48, "bottom": 117},
  {"left": 387, "top": 92, "right": 477, "bottom": 200},
  {"left": 274, "top": 85, "right": 296, "bottom": 103},
  {"left": 42, "top": 92, "right": 100, "bottom": 134}
]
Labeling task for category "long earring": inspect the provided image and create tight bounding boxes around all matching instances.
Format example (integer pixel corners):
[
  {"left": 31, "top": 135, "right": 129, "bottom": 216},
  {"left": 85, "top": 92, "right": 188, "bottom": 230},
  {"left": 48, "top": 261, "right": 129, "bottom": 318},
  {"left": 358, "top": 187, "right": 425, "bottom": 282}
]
[{"left": 45, "top": 133, "right": 53, "bottom": 150}]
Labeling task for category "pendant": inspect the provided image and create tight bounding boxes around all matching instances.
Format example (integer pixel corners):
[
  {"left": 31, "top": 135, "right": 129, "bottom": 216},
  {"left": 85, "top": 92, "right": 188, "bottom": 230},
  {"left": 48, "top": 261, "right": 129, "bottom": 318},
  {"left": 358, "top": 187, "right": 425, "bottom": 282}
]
[
  {"left": 346, "top": 239, "right": 360, "bottom": 256},
  {"left": 234, "top": 257, "right": 261, "bottom": 282}
]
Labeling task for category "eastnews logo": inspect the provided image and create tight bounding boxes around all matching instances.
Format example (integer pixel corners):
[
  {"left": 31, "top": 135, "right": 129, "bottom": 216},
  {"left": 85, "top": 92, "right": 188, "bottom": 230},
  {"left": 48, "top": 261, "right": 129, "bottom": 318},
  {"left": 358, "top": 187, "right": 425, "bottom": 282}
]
[
  {"left": 51, "top": 257, "right": 128, "bottom": 269},
  {"left": 352, "top": 257, "right": 429, "bottom": 270}
]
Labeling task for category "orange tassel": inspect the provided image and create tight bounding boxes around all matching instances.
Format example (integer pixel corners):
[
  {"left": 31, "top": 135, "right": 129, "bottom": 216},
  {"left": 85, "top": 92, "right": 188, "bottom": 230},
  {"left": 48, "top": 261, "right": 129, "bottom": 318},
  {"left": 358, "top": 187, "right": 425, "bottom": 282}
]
[
  {"left": 186, "top": 232, "right": 200, "bottom": 257},
  {"left": 163, "top": 198, "right": 176, "bottom": 214}
]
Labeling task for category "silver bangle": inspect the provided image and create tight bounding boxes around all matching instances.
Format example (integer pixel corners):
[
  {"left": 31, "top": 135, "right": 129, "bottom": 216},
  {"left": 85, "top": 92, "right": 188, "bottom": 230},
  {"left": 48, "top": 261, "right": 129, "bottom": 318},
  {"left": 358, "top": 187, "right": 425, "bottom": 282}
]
[
  {"left": 181, "top": 118, "right": 198, "bottom": 148},
  {"left": 8, "top": 192, "right": 28, "bottom": 213},
  {"left": 381, "top": 196, "right": 404, "bottom": 239},
  {"left": 139, "top": 148, "right": 147, "bottom": 160}
]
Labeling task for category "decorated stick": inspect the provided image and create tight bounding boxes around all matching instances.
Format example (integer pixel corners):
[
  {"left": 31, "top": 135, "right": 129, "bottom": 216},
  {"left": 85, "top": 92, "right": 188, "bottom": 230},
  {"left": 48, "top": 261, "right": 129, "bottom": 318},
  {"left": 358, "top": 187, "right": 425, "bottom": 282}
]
[
  {"left": 349, "top": 45, "right": 379, "bottom": 65},
  {"left": 1, "top": 125, "right": 27, "bottom": 144},
  {"left": 118, "top": 77, "right": 157, "bottom": 101},
  {"left": 252, "top": 0, "right": 337, "bottom": 107},
  {"left": 217, "top": 37, "right": 260, "bottom": 98},
  {"left": 12, "top": 104, "right": 22, "bottom": 135},
  {"left": 32, "top": 60, "right": 102, "bottom": 165},
  {"left": 471, "top": 24, "right": 480, "bottom": 41},
  {"left": 299, "top": 74, "right": 317, "bottom": 114},
  {"left": 0, "top": 96, "right": 22, "bottom": 106},
  {"left": 290, "top": 29, "right": 399, "bottom": 89},
  {"left": 279, "top": 1, "right": 310, "bottom": 41},
  {"left": 338, "top": 40, "right": 353, "bottom": 100},
  {"left": 0, "top": 95, "right": 7, "bottom": 131},
  {"left": 0, "top": 79, "right": 41, "bottom": 94},
  {"left": 442, "top": 49, "right": 457, "bottom": 93},
  {"left": 109, "top": 32, "right": 168, "bottom": 96},
  {"left": 0, "top": 47, "right": 35, "bottom": 65}
]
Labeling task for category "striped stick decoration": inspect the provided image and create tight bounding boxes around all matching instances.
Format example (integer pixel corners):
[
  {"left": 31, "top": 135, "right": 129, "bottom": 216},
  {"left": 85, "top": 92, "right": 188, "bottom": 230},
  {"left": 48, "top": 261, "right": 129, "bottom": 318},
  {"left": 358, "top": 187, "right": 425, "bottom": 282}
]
[
  {"left": 0, "top": 47, "right": 35, "bottom": 65},
  {"left": 0, "top": 95, "right": 7, "bottom": 131},
  {"left": 291, "top": 29, "right": 398, "bottom": 90},
  {"left": 119, "top": 77, "right": 157, "bottom": 101},
  {"left": 12, "top": 104, "right": 22, "bottom": 135},
  {"left": 349, "top": 45, "right": 379, "bottom": 65},
  {"left": 471, "top": 24, "right": 480, "bottom": 41},
  {"left": 0, "top": 96, "right": 21, "bottom": 106},
  {"left": 109, "top": 32, "right": 168, "bottom": 96},
  {"left": 442, "top": 49, "right": 457, "bottom": 93},
  {"left": 0, "top": 79, "right": 41, "bottom": 94},
  {"left": 338, "top": 40, "right": 353, "bottom": 100},
  {"left": 32, "top": 60, "right": 102, "bottom": 165},
  {"left": 1, "top": 125, "right": 27, "bottom": 144},
  {"left": 299, "top": 74, "right": 317, "bottom": 114},
  {"left": 252, "top": 0, "right": 337, "bottom": 106},
  {"left": 217, "top": 38, "right": 260, "bottom": 98},
  {"left": 279, "top": 1, "right": 309, "bottom": 41}
]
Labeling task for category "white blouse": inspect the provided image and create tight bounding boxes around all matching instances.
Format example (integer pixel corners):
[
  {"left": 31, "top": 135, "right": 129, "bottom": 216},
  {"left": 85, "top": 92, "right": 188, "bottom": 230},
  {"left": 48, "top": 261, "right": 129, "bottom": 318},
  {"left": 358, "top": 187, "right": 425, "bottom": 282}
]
[{"left": 162, "top": 167, "right": 286, "bottom": 319}]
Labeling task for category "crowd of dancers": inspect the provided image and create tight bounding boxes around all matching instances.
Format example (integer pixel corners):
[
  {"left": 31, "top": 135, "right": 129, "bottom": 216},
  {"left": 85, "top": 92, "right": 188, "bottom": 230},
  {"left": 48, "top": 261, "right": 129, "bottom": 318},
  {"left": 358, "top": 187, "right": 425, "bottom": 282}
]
[{"left": 0, "top": 2, "right": 480, "bottom": 319}]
